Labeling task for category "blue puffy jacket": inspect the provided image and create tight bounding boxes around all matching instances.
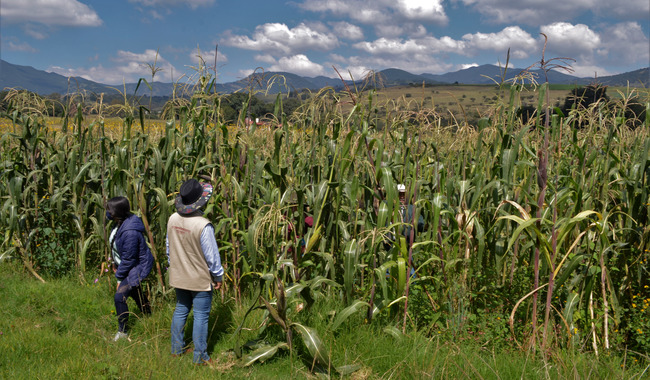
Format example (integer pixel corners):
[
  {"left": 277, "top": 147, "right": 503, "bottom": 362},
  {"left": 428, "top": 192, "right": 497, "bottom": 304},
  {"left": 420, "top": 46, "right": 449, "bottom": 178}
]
[{"left": 114, "top": 214, "right": 154, "bottom": 287}]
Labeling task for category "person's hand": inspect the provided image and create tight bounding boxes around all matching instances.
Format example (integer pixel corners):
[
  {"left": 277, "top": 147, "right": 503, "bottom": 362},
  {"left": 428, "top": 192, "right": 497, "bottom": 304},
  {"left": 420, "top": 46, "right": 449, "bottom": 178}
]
[
  {"left": 213, "top": 281, "right": 222, "bottom": 290},
  {"left": 116, "top": 281, "right": 121, "bottom": 291}
]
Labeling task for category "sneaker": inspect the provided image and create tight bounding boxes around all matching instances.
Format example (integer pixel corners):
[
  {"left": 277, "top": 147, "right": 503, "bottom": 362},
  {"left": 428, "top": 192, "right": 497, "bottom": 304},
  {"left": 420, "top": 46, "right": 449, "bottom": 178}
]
[{"left": 113, "top": 331, "right": 129, "bottom": 342}]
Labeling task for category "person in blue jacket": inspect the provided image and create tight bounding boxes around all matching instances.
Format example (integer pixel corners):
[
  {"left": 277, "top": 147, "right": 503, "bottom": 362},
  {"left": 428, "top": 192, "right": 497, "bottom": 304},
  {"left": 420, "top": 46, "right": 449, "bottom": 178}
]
[{"left": 106, "top": 196, "right": 154, "bottom": 342}]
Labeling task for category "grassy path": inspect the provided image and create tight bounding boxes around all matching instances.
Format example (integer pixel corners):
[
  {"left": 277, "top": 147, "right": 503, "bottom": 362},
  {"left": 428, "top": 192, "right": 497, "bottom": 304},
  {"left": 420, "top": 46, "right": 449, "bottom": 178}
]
[{"left": 1, "top": 262, "right": 646, "bottom": 379}]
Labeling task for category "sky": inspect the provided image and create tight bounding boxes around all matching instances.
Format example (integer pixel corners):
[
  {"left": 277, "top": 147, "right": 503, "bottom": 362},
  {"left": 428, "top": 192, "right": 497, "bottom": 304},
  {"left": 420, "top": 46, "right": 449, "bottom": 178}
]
[{"left": 1, "top": 0, "right": 649, "bottom": 85}]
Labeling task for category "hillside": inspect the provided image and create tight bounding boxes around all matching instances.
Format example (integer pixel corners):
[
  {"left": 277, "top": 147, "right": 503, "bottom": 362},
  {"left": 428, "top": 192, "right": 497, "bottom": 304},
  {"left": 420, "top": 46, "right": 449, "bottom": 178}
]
[
  {"left": 584, "top": 67, "right": 649, "bottom": 87},
  {"left": 1, "top": 59, "right": 648, "bottom": 97},
  {"left": 421, "top": 64, "right": 583, "bottom": 85},
  {"left": 0, "top": 60, "right": 112, "bottom": 95}
]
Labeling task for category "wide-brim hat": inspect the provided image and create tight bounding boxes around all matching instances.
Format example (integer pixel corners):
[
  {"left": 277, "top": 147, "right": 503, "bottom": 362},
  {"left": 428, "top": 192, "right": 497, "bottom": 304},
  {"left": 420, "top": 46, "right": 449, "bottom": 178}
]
[{"left": 175, "top": 179, "right": 213, "bottom": 215}]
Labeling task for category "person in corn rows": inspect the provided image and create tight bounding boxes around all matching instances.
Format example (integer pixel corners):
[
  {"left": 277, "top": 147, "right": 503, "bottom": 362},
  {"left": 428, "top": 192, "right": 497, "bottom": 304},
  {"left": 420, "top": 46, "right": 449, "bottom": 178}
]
[
  {"left": 167, "top": 179, "right": 224, "bottom": 365},
  {"left": 106, "top": 196, "right": 153, "bottom": 342},
  {"left": 397, "top": 184, "right": 425, "bottom": 277},
  {"left": 397, "top": 184, "right": 425, "bottom": 246}
]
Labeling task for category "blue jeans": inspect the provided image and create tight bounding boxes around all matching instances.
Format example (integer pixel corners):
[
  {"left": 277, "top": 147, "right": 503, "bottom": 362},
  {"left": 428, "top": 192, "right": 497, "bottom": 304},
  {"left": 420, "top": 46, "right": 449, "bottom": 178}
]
[{"left": 171, "top": 289, "right": 212, "bottom": 363}]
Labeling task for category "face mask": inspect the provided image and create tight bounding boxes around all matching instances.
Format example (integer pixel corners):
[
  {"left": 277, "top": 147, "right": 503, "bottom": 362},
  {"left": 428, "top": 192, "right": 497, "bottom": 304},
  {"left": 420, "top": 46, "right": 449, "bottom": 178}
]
[{"left": 106, "top": 211, "right": 114, "bottom": 221}]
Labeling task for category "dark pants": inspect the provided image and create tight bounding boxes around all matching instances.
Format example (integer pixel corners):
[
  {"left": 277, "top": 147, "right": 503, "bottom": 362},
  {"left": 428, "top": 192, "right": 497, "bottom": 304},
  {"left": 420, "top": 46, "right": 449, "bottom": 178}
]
[{"left": 115, "top": 283, "right": 151, "bottom": 333}]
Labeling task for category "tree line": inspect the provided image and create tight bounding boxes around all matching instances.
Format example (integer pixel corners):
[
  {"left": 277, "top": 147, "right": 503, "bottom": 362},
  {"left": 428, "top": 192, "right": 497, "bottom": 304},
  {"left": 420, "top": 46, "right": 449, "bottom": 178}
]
[{"left": 517, "top": 84, "right": 648, "bottom": 129}]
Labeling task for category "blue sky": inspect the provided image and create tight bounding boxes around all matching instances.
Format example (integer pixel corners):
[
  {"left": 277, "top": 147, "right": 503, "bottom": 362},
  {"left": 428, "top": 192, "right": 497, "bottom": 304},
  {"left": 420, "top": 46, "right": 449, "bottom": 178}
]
[{"left": 1, "top": 0, "right": 648, "bottom": 85}]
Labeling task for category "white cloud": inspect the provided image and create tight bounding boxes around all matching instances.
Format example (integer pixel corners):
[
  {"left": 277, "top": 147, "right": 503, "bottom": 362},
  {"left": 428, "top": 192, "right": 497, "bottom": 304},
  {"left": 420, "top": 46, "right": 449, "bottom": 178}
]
[
  {"left": 354, "top": 36, "right": 465, "bottom": 56},
  {"left": 568, "top": 64, "right": 611, "bottom": 78},
  {"left": 237, "top": 68, "right": 256, "bottom": 79},
  {"left": 149, "top": 10, "right": 166, "bottom": 20},
  {"left": 24, "top": 26, "right": 49, "bottom": 40},
  {"left": 300, "top": 1, "right": 383, "bottom": 23},
  {"left": 299, "top": 0, "right": 447, "bottom": 25},
  {"left": 128, "top": 0, "right": 213, "bottom": 20},
  {"left": 254, "top": 54, "right": 277, "bottom": 64},
  {"left": 597, "top": 0, "right": 650, "bottom": 20},
  {"left": 329, "top": 54, "right": 348, "bottom": 64},
  {"left": 340, "top": 24, "right": 548, "bottom": 76},
  {"left": 5, "top": 40, "right": 38, "bottom": 53},
  {"left": 464, "top": 0, "right": 580, "bottom": 24},
  {"left": 457, "top": 0, "right": 649, "bottom": 26},
  {"left": 411, "top": 25, "right": 429, "bottom": 38},
  {"left": 46, "top": 65, "right": 98, "bottom": 82},
  {"left": 374, "top": 23, "right": 429, "bottom": 38},
  {"left": 335, "top": 53, "right": 455, "bottom": 77},
  {"left": 189, "top": 46, "right": 228, "bottom": 67},
  {"left": 535, "top": 21, "right": 648, "bottom": 76},
  {"left": 353, "top": 26, "right": 537, "bottom": 61},
  {"left": 329, "top": 22, "right": 364, "bottom": 40},
  {"left": 354, "top": 38, "right": 429, "bottom": 55},
  {"left": 47, "top": 49, "right": 177, "bottom": 84},
  {"left": 540, "top": 22, "right": 600, "bottom": 58},
  {"left": 336, "top": 66, "right": 371, "bottom": 81},
  {"left": 127, "top": 0, "right": 215, "bottom": 9},
  {"left": 113, "top": 49, "right": 163, "bottom": 64},
  {"left": 0, "top": 0, "right": 102, "bottom": 26},
  {"left": 461, "top": 63, "right": 479, "bottom": 69},
  {"left": 268, "top": 54, "right": 326, "bottom": 76},
  {"left": 222, "top": 23, "right": 339, "bottom": 56},
  {"left": 298, "top": 0, "right": 349, "bottom": 13},
  {"left": 396, "top": 0, "right": 447, "bottom": 23},
  {"left": 462, "top": 26, "right": 538, "bottom": 59},
  {"left": 374, "top": 25, "right": 407, "bottom": 38},
  {"left": 599, "top": 22, "right": 650, "bottom": 67}
]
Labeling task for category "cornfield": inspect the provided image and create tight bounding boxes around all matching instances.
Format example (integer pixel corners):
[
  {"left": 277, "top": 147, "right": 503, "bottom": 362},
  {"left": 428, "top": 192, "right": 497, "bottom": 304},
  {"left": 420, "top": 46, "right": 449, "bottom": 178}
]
[{"left": 1, "top": 66, "right": 649, "bottom": 361}]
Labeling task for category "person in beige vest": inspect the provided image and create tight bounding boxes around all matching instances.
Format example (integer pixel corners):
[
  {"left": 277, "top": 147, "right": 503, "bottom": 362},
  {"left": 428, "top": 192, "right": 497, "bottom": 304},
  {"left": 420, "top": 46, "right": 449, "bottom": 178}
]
[{"left": 167, "top": 179, "right": 224, "bottom": 365}]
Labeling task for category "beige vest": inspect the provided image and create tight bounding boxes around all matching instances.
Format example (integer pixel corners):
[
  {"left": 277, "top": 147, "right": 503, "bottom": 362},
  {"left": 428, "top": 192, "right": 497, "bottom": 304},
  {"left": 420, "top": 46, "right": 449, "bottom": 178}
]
[{"left": 167, "top": 212, "right": 212, "bottom": 291}]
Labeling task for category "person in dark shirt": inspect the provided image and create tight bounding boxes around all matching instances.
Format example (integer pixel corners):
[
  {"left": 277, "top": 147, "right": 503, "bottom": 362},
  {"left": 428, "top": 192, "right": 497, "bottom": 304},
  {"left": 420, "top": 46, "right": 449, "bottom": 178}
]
[
  {"left": 106, "top": 196, "right": 154, "bottom": 342},
  {"left": 382, "top": 184, "right": 425, "bottom": 278}
]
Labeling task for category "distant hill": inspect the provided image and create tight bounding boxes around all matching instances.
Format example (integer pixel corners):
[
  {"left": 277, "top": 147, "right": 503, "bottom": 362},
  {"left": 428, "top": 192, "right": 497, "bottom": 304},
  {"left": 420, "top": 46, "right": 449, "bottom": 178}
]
[
  {"left": 0, "top": 60, "right": 113, "bottom": 95},
  {"left": 1, "top": 59, "right": 648, "bottom": 97},
  {"left": 580, "top": 67, "right": 649, "bottom": 87},
  {"left": 237, "top": 71, "right": 345, "bottom": 93},
  {"left": 376, "top": 68, "right": 444, "bottom": 86},
  {"left": 421, "top": 64, "right": 582, "bottom": 85}
]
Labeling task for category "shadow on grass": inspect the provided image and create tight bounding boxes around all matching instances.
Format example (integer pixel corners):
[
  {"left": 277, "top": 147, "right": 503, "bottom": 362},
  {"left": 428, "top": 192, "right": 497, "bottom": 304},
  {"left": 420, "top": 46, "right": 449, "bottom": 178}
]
[
  {"left": 178, "top": 294, "right": 236, "bottom": 354},
  {"left": 208, "top": 296, "right": 235, "bottom": 351}
]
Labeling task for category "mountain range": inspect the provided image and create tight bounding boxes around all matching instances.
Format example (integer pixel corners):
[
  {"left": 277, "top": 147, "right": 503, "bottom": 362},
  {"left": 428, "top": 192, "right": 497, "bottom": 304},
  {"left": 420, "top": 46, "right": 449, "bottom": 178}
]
[{"left": 1, "top": 59, "right": 648, "bottom": 97}]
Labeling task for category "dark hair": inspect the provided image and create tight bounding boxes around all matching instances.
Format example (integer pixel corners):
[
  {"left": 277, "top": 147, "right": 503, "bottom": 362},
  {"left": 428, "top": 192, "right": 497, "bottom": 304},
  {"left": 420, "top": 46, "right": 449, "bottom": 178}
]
[{"left": 107, "top": 196, "right": 132, "bottom": 225}]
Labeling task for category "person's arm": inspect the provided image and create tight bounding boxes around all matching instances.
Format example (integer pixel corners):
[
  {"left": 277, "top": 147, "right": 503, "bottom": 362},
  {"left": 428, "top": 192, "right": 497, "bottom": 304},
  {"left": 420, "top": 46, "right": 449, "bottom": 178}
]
[
  {"left": 166, "top": 235, "right": 170, "bottom": 265},
  {"left": 200, "top": 224, "right": 224, "bottom": 288},
  {"left": 136, "top": 231, "right": 153, "bottom": 280}
]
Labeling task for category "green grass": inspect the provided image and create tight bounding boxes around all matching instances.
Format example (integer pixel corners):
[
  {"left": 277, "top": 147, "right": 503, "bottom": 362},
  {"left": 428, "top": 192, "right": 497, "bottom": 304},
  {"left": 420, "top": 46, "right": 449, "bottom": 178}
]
[{"left": 1, "top": 261, "right": 648, "bottom": 379}]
